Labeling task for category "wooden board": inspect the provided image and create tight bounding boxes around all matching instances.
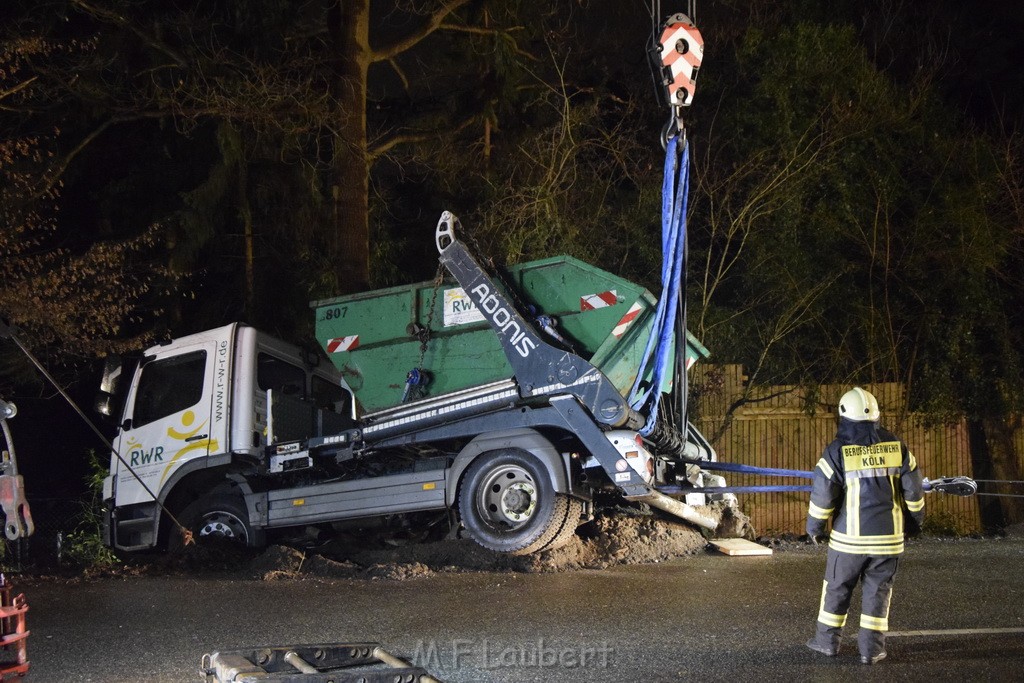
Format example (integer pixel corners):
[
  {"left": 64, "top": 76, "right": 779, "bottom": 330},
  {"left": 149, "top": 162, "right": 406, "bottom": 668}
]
[{"left": 710, "top": 538, "right": 773, "bottom": 556}]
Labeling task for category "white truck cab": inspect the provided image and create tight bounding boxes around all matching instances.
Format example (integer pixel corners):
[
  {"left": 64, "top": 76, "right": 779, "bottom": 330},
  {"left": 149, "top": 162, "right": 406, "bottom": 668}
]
[{"left": 100, "top": 323, "right": 349, "bottom": 550}]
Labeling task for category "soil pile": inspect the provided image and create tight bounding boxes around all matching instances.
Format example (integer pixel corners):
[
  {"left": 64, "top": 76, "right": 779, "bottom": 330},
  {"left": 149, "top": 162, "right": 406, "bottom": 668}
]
[{"left": 247, "top": 509, "right": 743, "bottom": 581}]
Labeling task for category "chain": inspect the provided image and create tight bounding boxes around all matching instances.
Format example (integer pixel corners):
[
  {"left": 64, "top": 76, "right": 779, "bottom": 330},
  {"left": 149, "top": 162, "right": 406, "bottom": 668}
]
[
  {"left": 454, "top": 219, "right": 531, "bottom": 317},
  {"left": 416, "top": 263, "right": 446, "bottom": 370}
]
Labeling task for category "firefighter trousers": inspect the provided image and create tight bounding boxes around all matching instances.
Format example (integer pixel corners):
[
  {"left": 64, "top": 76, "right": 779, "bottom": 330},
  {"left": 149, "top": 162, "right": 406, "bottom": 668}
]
[{"left": 811, "top": 548, "right": 898, "bottom": 657}]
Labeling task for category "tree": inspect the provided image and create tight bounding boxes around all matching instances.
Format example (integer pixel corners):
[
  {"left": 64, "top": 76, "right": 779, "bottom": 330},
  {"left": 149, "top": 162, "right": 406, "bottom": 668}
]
[
  {"left": 51, "top": 0, "right": 542, "bottom": 296},
  {"left": 0, "top": 0, "right": 568, "bottom": 362},
  {"left": 1, "top": 36, "right": 174, "bottom": 384},
  {"left": 687, "top": 9, "right": 1024, "bottom": 525}
]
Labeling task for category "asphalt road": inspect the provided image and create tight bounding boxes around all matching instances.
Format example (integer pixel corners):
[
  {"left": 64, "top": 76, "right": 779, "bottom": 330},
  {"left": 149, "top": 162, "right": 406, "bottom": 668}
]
[{"left": 20, "top": 537, "right": 1024, "bottom": 682}]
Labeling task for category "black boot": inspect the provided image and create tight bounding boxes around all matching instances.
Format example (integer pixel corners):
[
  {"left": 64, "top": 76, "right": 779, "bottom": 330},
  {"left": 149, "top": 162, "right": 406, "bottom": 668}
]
[{"left": 806, "top": 637, "right": 839, "bottom": 657}]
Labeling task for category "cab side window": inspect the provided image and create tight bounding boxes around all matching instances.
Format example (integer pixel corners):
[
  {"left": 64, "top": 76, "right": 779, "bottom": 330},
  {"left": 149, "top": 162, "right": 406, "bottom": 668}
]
[
  {"left": 132, "top": 351, "right": 207, "bottom": 427},
  {"left": 312, "top": 375, "right": 348, "bottom": 414},
  {"left": 257, "top": 354, "right": 306, "bottom": 397}
]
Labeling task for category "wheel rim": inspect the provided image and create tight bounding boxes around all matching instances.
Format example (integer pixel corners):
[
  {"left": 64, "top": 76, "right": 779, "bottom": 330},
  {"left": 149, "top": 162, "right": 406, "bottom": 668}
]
[
  {"left": 477, "top": 464, "right": 538, "bottom": 530},
  {"left": 197, "top": 511, "right": 249, "bottom": 543}
]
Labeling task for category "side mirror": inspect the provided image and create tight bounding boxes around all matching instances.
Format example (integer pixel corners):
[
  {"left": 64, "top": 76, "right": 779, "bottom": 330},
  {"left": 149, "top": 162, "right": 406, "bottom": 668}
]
[
  {"left": 95, "top": 354, "right": 131, "bottom": 422},
  {"left": 94, "top": 392, "right": 115, "bottom": 417},
  {"left": 99, "top": 355, "right": 124, "bottom": 394}
]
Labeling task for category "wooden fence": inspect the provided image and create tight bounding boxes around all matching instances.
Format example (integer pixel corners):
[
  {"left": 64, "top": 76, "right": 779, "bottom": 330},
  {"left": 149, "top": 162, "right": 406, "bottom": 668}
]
[{"left": 689, "top": 365, "right": 985, "bottom": 535}]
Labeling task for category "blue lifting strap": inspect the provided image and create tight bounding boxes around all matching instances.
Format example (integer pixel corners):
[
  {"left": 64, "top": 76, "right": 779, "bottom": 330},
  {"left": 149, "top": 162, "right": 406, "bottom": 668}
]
[{"left": 629, "top": 134, "right": 689, "bottom": 435}]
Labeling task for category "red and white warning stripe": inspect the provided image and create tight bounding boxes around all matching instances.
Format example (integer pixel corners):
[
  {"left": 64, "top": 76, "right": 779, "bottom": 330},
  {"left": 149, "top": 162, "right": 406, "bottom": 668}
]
[
  {"left": 580, "top": 290, "right": 617, "bottom": 311},
  {"left": 612, "top": 302, "right": 642, "bottom": 338},
  {"left": 660, "top": 18, "right": 704, "bottom": 106},
  {"left": 326, "top": 335, "right": 359, "bottom": 353}
]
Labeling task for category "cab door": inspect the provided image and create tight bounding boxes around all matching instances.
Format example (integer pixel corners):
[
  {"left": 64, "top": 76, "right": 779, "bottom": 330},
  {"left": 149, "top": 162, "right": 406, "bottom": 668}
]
[{"left": 112, "top": 340, "right": 219, "bottom": 506}]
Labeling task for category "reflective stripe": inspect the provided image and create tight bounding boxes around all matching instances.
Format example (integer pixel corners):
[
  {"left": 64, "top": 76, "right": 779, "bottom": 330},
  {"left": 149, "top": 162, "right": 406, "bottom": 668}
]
[
  {"left": 908, "top": 452, "right": 918, "bottom": 472},
  {"left": 906, "top": 497, "right": 925, "bottom": 512},
  {"left": 848, "top": 478, "right": 861, "bottom": 536},
  {"left": 831, "top": 529, "right": 903, "bottom": 544},
  {"left": 819, "top": 610, "right": 848, "bottom": 628},
  {"left": 890, "top": 475, "right": 903, "bottom": 536},
  {"left": 846, "top": 467, "right": 900, "bottom": 479},
  {"left": 816, "top": 580, "right": 845, "bottom": 629},
  {"left": 816, "top": 458, "right": 835, "bottom": 479},
  {"left": 808, "top": 501, "right": 833, "bottom": 520},
  {"left": 829, "top": 538, "right": 904, "bottom": 555},
  {"left": 829, "top": 527, "right": 905, "bottom": 554},
  {"left": 861, "top": 614, "right": 889, "bottom": 631}
]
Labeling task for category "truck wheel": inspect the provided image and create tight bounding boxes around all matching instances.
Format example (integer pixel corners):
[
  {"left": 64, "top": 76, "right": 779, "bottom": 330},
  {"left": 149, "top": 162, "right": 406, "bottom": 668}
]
[
  {"left": 459, "top": 449, "right": 580, "bottom": 555},
  {"left": 543, "top": 496, "right": 584, "bottom": 552},
  {"left": 171, "top": 494, "right": 260, "bottom": 550}
]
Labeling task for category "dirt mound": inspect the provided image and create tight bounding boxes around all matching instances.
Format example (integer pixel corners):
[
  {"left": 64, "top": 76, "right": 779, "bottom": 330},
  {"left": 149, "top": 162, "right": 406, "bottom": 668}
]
[
  {"left": 250, "top": 511, "right": 721, "bottom": 580},
  {"left": 361, "top": 562, "right": 435, "bottom": 581},
  {"left": 248, "top": 544, "right": 306, "bottom": 578},
  {"left": 526, "top": 513, "right": 710, "bottom": 571}
]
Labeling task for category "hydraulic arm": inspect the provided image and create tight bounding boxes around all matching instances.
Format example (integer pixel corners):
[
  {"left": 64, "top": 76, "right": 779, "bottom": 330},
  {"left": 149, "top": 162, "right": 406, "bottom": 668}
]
[{"left": 435, "top": 211, "right": 642, "bottom": 430}]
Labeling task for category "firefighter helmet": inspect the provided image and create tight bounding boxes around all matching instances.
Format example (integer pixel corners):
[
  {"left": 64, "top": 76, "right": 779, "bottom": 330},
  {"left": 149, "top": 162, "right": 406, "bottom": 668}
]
[{"left": 839, "top": 387, "right": 879, "bottom": 422}]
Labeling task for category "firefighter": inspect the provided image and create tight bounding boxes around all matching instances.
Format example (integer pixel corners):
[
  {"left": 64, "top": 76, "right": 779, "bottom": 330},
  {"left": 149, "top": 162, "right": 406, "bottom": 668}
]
[{"left": 805, "top": 387, "right": 925, "bottom": 664}]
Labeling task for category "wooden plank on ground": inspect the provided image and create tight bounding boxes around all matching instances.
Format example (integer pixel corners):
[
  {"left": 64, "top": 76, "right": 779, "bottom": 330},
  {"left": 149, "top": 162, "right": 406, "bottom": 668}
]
[{"left": 710, "top": 538, "right": 773, "bottom": 556}]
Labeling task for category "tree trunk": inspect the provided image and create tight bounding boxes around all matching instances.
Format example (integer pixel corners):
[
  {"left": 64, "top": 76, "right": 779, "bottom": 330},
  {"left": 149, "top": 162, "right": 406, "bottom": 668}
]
[
  {"left": 967, "top": 416, "right": 1024, "bottom": 530},
  {"left": 330, "top": 0, "right": 372, "bottom": 294},
  {"left": 239, "top": 160, "right": 255, "bottom": 319}
]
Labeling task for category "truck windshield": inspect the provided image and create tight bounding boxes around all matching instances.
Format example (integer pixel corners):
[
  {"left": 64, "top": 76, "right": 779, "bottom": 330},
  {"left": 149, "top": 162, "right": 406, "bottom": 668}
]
[{"left": 132, "top": 350, "right": 207, "bottom": 427}]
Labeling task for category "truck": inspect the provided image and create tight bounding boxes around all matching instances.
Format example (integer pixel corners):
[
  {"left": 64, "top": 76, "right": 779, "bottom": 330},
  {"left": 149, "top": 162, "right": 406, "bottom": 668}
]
[{"left": 96, "top": 212, "right": 735, "bottom": 556}]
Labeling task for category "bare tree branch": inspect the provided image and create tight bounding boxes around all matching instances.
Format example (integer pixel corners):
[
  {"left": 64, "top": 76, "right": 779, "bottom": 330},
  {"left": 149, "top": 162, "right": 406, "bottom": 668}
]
[
  {"left": 31, "top": 118, "right": 116, "bottom": 201},
  {"left": 0, "top": 75, "right": 38, "bottom": 105},
  {"left": 70, "top": 0, "right": 188, "bottom": 67},
  {"left": 367, "top": 112, "right": 478, "bottom": 161},
  {"left": 371, "top": 0, "right": 474, "bottom": 63}
]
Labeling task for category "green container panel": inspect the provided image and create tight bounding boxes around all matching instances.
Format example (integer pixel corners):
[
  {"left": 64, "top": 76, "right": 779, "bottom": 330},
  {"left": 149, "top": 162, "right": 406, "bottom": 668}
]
[{"left": 313, "top": 255, "right": 709, "bottom": 413}]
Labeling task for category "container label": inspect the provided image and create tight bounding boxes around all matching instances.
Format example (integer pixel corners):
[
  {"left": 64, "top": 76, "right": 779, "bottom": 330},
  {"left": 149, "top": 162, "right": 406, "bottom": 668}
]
[{"left": 443, "top": 288, "right": 485, "bottom": 327}]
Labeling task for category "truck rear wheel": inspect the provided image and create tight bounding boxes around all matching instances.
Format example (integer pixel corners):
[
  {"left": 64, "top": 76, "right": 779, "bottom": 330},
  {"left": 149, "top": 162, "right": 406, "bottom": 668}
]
[
  {"left": 170, "top": 493, "right": 260, "bottom": 550},
  {"left": 543, "top": 495, "right": 584, "bottom": 552},
  {"left": 458, "top": 449, "right": 581, "bottom": 555}
]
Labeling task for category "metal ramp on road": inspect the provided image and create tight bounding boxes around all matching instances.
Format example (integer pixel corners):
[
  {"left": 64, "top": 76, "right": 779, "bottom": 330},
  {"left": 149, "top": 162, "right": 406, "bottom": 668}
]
[{"left": 201, "top": 643, "right": 442, "bottom": 683}]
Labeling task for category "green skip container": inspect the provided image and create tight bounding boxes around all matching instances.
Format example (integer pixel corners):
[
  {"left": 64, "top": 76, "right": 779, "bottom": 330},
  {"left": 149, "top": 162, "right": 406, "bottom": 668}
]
[{"left": 312, "top": 255, "right": 710, "bottom": 413}]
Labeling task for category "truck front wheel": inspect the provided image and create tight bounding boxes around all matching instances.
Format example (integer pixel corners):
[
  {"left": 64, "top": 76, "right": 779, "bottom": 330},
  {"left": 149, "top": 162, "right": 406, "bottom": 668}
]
[
  {"left": 458, "top": 449, "right": 580, "bottom": 555},
  {"left": 170, "top": 493, "right": 261, "bottom": 550}
]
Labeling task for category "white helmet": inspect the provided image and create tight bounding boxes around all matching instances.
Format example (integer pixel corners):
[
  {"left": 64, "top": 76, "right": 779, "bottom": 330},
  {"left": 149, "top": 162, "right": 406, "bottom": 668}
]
[{"left": 839, "top": 387, "right": 879, "bottom": 422}]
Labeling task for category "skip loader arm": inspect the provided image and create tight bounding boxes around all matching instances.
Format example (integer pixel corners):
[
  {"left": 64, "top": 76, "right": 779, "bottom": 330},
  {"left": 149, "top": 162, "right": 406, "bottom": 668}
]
[{"left": 435, "top": 211, "right": 641, "bottom": 430}]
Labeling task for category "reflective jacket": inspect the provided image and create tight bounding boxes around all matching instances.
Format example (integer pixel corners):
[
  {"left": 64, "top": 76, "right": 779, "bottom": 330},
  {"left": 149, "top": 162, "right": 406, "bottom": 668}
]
[{"left": 806, "top": 419, "right": 925, "bottom": 555}]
